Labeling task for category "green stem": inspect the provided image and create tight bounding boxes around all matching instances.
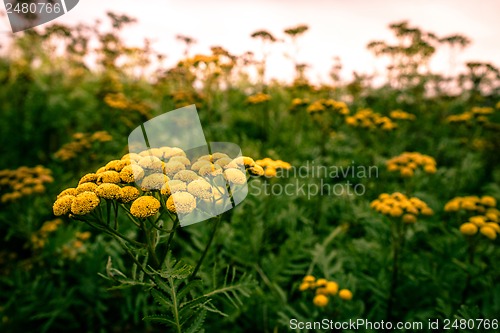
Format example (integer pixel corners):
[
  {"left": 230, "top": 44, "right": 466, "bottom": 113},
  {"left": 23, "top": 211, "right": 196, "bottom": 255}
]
[
  {"left": 160, "top": 217, "right": 180, "bottom": 266},
  {"left": 461, "top": 238, "right": 476, "bottom": 304},
  {"left": 189, "top": 215, "right": 221, "bottom": 280},
  {"left": 141, "top": 219, "right": 160, "bottom": 269},
  {"left": 113, "top": 201, "right": 119, "bottom": 230},
  {"left": 387, "top": 220, "right": 404, "bottom": 321}
]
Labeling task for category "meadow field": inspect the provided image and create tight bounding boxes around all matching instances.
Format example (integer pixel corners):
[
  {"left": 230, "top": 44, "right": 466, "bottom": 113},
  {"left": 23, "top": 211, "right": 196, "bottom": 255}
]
[{"left": 1, "top": 12, "right": 500, "bottom": 333}]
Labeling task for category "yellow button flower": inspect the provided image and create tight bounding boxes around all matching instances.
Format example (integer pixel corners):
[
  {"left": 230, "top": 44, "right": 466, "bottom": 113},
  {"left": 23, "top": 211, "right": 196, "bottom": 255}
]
[
  {"left": 95, "top": 183, "right": 121, "bottom": 200},
  {"left": 460, "top": 222, "right": 478, "bottom": 236},
  {"left": 480, "top": 226, "right": 497, "bottom": 240},
  {"left": 130, "top": 196, "right": 161, "bottom": 218},
  {"left": 166, "top": 191, "right": 196, "bottom": 214},
  {"left": 53, "top": 195, "right": 75, "bottom": 216},
  {"left": 120, "top": 186, "right": 140, "bottom": 203},
  {"left": 76, "top": 182, "right": 98, "bottom": 194},
  {"left": 313, "top": 294, "right": 329, "bottom": 307},
  {"left": 339, "top": 289, "right": 353, "bottom": 300},
  {"left": 71, "top": 191, "right": 100, "bottom": 215},
  {"left": 325, "top": 281, "right": 339, "bottom": 295},
  {"left": 187, "top": 179, "right": 213, "bottom": 200},
  {"left": 120, "top": 164, "right": 145, "bottom": 183},
  {"left": 224, "top": 168, "right": 247, "bottom": 185},
  {"left": 481, "top": 196, "right": 497, "bottom": 207}
]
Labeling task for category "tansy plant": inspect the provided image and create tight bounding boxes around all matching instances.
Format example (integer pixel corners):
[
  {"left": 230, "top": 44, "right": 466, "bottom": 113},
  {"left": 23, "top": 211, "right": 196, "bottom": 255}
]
[
  {"left": 447, "top": 195, "right": 499, "bottom": 303},
  {"left": 52, "top": 146, "right": 264, "bottom": 332},
  {"left": 299, "top": 275, "right": 353, "bottom": 308},
  {"left": 371, "top": 192, "right": 433, "bottom": 320}
]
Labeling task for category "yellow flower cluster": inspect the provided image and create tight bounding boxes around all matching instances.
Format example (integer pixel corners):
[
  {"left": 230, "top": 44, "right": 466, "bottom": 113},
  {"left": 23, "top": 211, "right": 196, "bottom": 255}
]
[
  {"left": 386, "top": 152, "right": 437, "bottom": 177},
  {"left": 305, "top": 99, "right": 349, "bottom": 115},
  {"left": 299, "top": 275, "right": 352, "bottom": 307},
  {"left": 31, "top": 218, "right": 63, "bottom": 249},
  {"left": 246, "top": 92, "right": 271, "bottom": 104},
  {"left": 446, "top": 107, "right": 494, "bottom": 124},
  {"left": 289, "top": 98, "right": 310, "bottom": 112},
  {"left": 444, "top": 196, "right": 497, "bottom": 213},
  {"left": 0, "top": 165, "right": 53, "bottom": 203},
  {"left": 55, "top": 131, "right": 113, "bottom": 161},
  {"left": 389, "top": 109, "right": 416, "bottom": 121},
  {"left": 345, "top": 108, "right": 397, "bottom": 131},
  {"left": 255, "top": 158, "right": 292, "bottom": 178},
  {"left": 371, "top": 192, "right": 433, "bottom": 222},
  {"left": 459, "top": 214, "right": 500, "bottom": 240},
  {"left": 54, "top": 146, "right": 262, "bottom": 220}
]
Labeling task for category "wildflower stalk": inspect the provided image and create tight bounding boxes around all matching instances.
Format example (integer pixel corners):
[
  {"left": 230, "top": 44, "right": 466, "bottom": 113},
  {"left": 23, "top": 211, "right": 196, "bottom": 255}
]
[
  {"left": 189, "top": 214, "right": 222, "bottom": 280},
  {"left": 387, "top": 218, "right": 405, "bottom": 321},
  {"left": 461, "top": 237, "right": 476, "bottom": 304},
  {"left": 141, "top": 219, "right": 160, "bottom": 269},
  {"left": 160, "top": 217, "right": 180, "bottom": 266}
]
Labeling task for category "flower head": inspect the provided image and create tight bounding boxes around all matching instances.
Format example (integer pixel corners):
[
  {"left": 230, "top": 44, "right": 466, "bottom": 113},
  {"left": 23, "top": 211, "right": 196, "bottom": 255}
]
[
  {"left": 97, "top": 171, "right": 121, "bottom": 184},
  {"left": 174, "top": 170, "right": 200, "bottom": 183},
  {"left": 460, "top": 222, "right": 478, "bottom": 236},
  {"left": 224, "top": 168, "right": 247, "bottom": 185},
  {"left": 166, "top": 191, "right": 196, "bottom": 214},
  {"left": 71, "top": 191, "right": 100, "bottom": 215},
  {"left": 76, "top": 182, "right": 98, "bottom": 194},
  {"left": 313, "top": 294, "right": 328, "bottom": 307},
  {"left": 161, "top": 180, "right": 187, "bottom": 196},
  {"left": 480, "top": 226, "right": 497, "bottom": 240},
  {"left": 120, "top": 164, "right": 145, "bottom": 183},
  {"left": 141, "top": 173, "right": 169, "bottom": 191},
  {"left": 187, "top": 179, "right": 213, "bottom": 199},
  {"left": 95, "top": 183, "right": 121, "bottom": 200},
  {"left": 79, "top": 173, "right": 98, "bottom": 185},
  {"left": 53, "top": 195, "right": 75, "bottom": 216},
  {"left": 339, "top": 289, "right": 353, "bottom": 300},
  {"left": 120, "top": 186, "right": 140, "bottom": 203},
  {"left": 130, "top": 196, "right": 161, "bottom": 218}
]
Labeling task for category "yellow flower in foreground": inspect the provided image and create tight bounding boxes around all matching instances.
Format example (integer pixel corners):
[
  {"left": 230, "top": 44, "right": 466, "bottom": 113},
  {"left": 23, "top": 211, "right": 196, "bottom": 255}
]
[
  {"left": 79, "top": 173, "right": 98, "bottom": 185},
  {"left": 53, "top": 195, "right": 75, "bottom": 216},
  {"left": 130, "top": 196, "right": 161, "bottom": 218},
  {"left": 480, "top": 226, "right": 497, "bottom": 240},
  {"left": 187, "top": 179, "right": 213, "bottom": 200},
  {"left": 161, "top": 180, "right": 187, "bottom": 196},
  {"left": 120, "top": 164, "right": 145, "bottom": 183},
  {"left": 120, "top": 186, "right": 140, "bottom": 203},
  {"left": 460, "top": 223, "right": 478, "bottom": 236},
  {"left": 339, "top": 289, "right": 353, "bottom": 300},
  {"left": 97, "top": 171, "right": 121, "bottom": 184},
  {"left": 313, "top": 294, "right": 329, "bottom": 307},
  {"left": 224, "top": 168, "right": 247, "bottom": 185},
  {"left": 174, "top": 170, "right": 200, "bottom": 183},
  {"left": 95, "top": 183, "right": 121, "bottom": 200},
  {"left": 71, "top": 191, "right": 100, "bottom": 215},
  {"left": 198, "top": 164, "right": 223, "bottom": 177},
  {"left": 76, "top": 182, "right": 98, "bottom": 194},
  {"left": 166, "top": 191, "right": 196, "bottom": 214},
  {"left": 141, "top": 173, "right": 169, "bottom": 191}
]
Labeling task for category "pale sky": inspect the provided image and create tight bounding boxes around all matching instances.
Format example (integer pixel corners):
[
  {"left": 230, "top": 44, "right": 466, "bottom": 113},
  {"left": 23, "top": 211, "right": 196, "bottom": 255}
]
[{"left": 1, "top": 0, "right": 499, "bottom": 83}]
